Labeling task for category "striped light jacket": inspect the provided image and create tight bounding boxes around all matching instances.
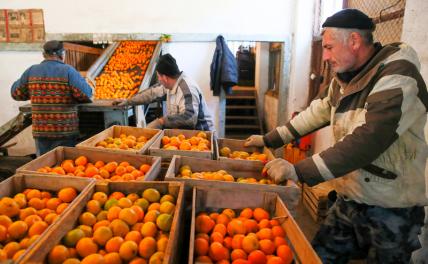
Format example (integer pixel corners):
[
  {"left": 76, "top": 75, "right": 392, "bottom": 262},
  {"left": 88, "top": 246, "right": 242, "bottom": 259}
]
[
  {"left": 11, "top": 60, "right": 92, "bottom": 138},
  {"left": 128, "top": 72, "right": 214, "bottom": 131},
  {"left": 264, "top": 43, "right": 428, "bottom": 208}
]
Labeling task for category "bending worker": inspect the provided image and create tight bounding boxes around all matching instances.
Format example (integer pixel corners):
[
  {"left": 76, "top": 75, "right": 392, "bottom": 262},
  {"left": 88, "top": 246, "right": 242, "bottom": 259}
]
[
  {"left": 11, "top": 40, "right": 92, "bottom": 156},
  {"left": 245, "top": 9, "right": 428, "bottom": 263},
  {"left": 113, "top": 53, "right": 214, "bottom": 131}
]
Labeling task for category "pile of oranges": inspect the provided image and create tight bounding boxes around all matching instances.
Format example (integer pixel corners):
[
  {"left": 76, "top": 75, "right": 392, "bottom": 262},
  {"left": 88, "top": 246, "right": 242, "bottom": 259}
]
[
  {"left": 161, "top": 132, "right": 210, "bottom": 151},
  {"left": 194, "top": 208, "right": 293, "bottom": 264},
  {"left": 0, "top": 187, "right": 78, "bottom": 261},
  {"left": 176, "top": 165, "right": 275, "bottom": 185},
  {"left": 94, "top": 41, "right": 157, "bottom": 99},
  {"left": 47, "top": 188, "right": 177, "bottom": 264},
  {"left": 37, "top": 155, "right": 152, "bottom": 182},
  {"left": 219, "top": 147, "right": 268, "bottom": 163},
  {"left": 95, "top": 133, "right": 149, "bottom": 151}
]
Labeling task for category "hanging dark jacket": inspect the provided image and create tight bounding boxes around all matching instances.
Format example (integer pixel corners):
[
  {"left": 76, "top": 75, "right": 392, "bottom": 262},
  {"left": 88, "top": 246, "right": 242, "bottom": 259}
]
[{"left": 210, "top": 35, "right": 238, "bottom": 96}]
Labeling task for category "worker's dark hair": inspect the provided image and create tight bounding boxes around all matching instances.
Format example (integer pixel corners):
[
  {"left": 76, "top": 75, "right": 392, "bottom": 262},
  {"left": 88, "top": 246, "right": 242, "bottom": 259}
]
[{"left": 156, "top": 54, "right": 181, "bottom": 78}]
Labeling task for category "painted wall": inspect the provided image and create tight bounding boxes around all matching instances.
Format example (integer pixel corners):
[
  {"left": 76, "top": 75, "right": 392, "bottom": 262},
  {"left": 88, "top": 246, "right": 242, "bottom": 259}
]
[
  {"left": 1, "top": 0, "right": 293, "bottom": 40},
  {"left": 254, "top": 42, "right": 270, "bottom": 132}
]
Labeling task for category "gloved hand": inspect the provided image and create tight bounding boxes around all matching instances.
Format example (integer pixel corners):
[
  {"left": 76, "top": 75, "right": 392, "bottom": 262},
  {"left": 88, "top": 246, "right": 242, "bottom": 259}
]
[
  {"left": 265, "top": 158, "right": 298, "bottom": 184},
  {"left": 244, "top": 135, "right": 265, "bottom": 147},
  {"left": 112, "top": 99, "right": 127, "bottom": 106},
  {"left": 146, "top": 118, "right": 163, "bottom": 129}
]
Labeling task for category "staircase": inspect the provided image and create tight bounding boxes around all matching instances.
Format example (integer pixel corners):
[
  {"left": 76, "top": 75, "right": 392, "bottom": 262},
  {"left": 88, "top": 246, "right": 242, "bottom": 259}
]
[{"left": 225, "top": 86, "right": 263, "bottom": 139}]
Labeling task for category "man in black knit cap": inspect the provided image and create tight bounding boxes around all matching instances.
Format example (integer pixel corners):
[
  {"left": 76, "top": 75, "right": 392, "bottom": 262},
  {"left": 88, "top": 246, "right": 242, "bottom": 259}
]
[
  {"left": 245, "top": 9, "right": 428, "bottom": 263},
  {"left": 113, "top": 53, "right": 214, "bottom": 131}
]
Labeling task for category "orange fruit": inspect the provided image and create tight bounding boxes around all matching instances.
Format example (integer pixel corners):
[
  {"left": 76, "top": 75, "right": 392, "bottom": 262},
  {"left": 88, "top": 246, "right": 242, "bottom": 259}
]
[
  {"left": 277, "top": 244, "right": 293, "bottom": 264},
  {"left": 119, "top": 240, "right": 138, "bottom": 261},
  {"left": 48, "top": 245, "right": 69, "bottom": 264},
  {"left": 76, "top": 237, "right": 98, "bottom": 258},
  {"left": 105, "top": 236, "right": 124, "bottom": 253},
  {"left": 213, "top": 224, "right": 227, "bottom": 237},
  {"left": 244, "top": 219, "right": 259, "bottom": 233},
  {"left": 56, "top": 203, "right": 69, "bottom": 214},
  {"left": 93, "top": 192, "right": 108, "bottom": 205},
  {"left": 24, "top": 214, "right": 42, "bottom": 227},
  {"left": 248, "top": 250, "right": 267, "bottom": 264},
  {"left": 28, "top": 220, "right": 48, "bottom": 237},
  {"left": 140, "top": 221, "right": 157, "bottom": 237},
  {"left": 195, "top": 237, "right": 209, "bottom": 256},
  {"left": 143, "top": 210, "right": 160, "bottom": 223},
  {"left": 81, "top": 253, "right": 105, "bottom": 264},
  {"left": 28, "top": 197, "right": 45, "bottom": 210},
  {"left": 75, "top": 156, "right": 88, "bottom": 166},
  {"left": 149, "top": 251, "right": 164, "bottom": 263},
  {"left": 8, "top": 220, "right": 28, "bottom": 240},
  {"left": 267, "top": 256, "right": 287, "bottom": 264},
  {"left": 242, "top": 234, "right": 259, "bottom": 253},
  {"left": 129, "top": 257, "right": 147, "bottom": 264},
  {"left": 3, "top": 241, "right": 21, "bottom": 259},
  {"left": 196, "top": 214, "right": 215, "bottom": 234},
  {"left": 104, "top": 252, "right": 122, "bottom": 264},
  {"left": 231, "top": 234, "right": 245, "bottom": 250},
  {"left": 257, "top": 228, "right": 273, "bottom": 240},
  {"left": 86, "top": 200, "right": 102, "bottom": 215},
  {"left": 258, "top": 219, "right": 271, "bottom": 229},
  {"left": 117, "top": 198, "right": 133, "bottom": 209},
  {"left": 12, "top": 249, "right": 26, "bottom": 261},
  {"left": 46, "top": 198, "right": 62, "bottom": 210},
  {"left": 107, "top": 206, "right": 122, "bottom": 221},
  {"left": 259, "top": 239, "right": 276, "bottom": 255},
  {"left": 0, "top": 225, "right": 7, "bottom": 242},
  {"left": 208, "top": 241, "right": 229, "bottom": 262},
  {"left": 231, "top": 248, "right": 247, "bottom": 261},
  {"left": 109, "top": 192, "right": 125, "bottom": 200},
  {"left": 272, "top": 225, "right": 286, "bottom": 238},
  {"left": 157, "top": 236, "right": 168, "bottom": 252},
  {"left": 93, "top": 226, "right": 113, "bottom": 246},
  {"left": 0, "top": 197, "right": 20, "bottom": 217},
  {"left": 0, "top": 215, "right": 13, "bottom": 227},
  {"left": 138, "top": 236, "right": 156, "bottom": 259},
  {"left": 63, "top": 228, "right": 86, "bottom": 247},
  {"left": 227, "top": 219, "right": 246, "bottom": 236},
  {"left": 274, "top": 236, "right": 288, "bottom": 248},
  {"left": 195, "top": 255, "right": 213, "bottom": 263},
  {"left": 125, "top": 230, "right": 142, "bottom": 244},
  {"left": 94, "top": 160, "right": 105, "bottom": 169},
  {"left": 0, "top": 249, "right": 6, "bottom": 260},
  {"left": 216, "top": 214, "right": 231, "bottom": 226},
  {"left": 62, "top": 160, "right": 76, "bottom": 173},
  {"left": 115, "top": 166, "right": 127, "bottom": 176},
  {"left": 223, "top": 236, "right": 233, "bottom": 250},
  {"left": 253, "top": 208, "right": 270, "bottom": 222},
  {"left": 79, "top": 212, "right": 97, "bottom": 226},
  {"left": 58, "top": 187, "right": 77, "bottom": 203},
  {"left": 109, "top": 219, "right": 130, "bottom": 237},
  {"left": 240, "top": 208, "right": 253, "bottom": 219},
  {"left": 222, "top": 208, "right": 236, "bottom": 219},
  {"left": 85, "top": 166, "right": 99, "bottom": 177}
]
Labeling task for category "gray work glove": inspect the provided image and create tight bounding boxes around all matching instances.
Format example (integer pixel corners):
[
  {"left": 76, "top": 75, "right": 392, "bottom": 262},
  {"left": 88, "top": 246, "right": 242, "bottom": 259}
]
[
  {"left": 146, "top": 118, "right": 163, "bottom": 129},
  {"left": 265, "top": 158, "right": 298, "bottom": 184},
  {"left": 244, "top": 135, "right": 265, "bottom": 147},
  {"left": 112, "top": 99, "right": 128, "bottom": 106}
]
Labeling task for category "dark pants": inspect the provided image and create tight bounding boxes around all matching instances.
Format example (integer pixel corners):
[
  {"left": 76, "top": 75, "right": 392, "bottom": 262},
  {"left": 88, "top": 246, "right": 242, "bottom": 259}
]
[
  {"left": 312, "top": 196, "right": 425, "bottom": 264},
  {"left": 34, "top": 137, "right": 77, "bottom": 156}
]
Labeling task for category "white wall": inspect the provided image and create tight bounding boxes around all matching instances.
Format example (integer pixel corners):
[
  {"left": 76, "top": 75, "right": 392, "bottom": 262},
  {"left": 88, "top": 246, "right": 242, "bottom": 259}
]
[
  {"left": 255, "top": 42, "right": 270, "bottom": 131},
  {"left": 1, "top": 0, "right": 293, "bottom": 40},
  {"left": 0, "top": 51, "right": 41, "bottom": 125},
  {"left": 402, "top": 0, "right": 428, "bottom": 82},
  {"left": 286, "top": 0, "right": 315, "bottom": 115}
]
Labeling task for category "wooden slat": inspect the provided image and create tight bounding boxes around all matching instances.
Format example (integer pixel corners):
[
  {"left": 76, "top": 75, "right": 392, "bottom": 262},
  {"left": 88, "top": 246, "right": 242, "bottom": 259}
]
[
  {"left": 16, "top": 146, "right": 162, "bottom": 183},
  {"left": 63, "top": 42, "right": 103, "bottom": 55},
  {"left": 76, "top": 125, "right": 162, "bottom": 155},
  {"left": 164, "top": 155, "right": 301, "bottom": 210},
  {"left": 188, "top": 186, "right": 321, "bottom": 264}
]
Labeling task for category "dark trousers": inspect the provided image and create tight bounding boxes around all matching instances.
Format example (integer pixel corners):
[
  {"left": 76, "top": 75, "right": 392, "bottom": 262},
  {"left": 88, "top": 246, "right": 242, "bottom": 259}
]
[
  {"left": 312, "top": 196, "right": 425, "bottom": 264},
  {"left": 34, "top": 137, "right": 77, "bottom": 156}
]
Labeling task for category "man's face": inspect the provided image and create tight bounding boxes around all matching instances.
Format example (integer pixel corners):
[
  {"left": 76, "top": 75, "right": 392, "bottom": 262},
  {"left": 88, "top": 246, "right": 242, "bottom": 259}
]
[
  {"left": 157, "top": 72, "right": 172, "bottom": 89},
  {"left": 322, "top": 29, "right": 357, "bottom": 73}
]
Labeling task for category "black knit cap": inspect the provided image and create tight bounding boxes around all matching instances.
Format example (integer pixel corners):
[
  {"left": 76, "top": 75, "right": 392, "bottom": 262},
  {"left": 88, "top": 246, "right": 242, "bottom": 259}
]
[
  {"left": 322, "top": 9, "right": 375, "bottom": 31},
  {"left": 43, "top": 40, "right": 64, "bottom": 55},
  {"left": 156, "top": 54, "right": 180, "bottom": 77}
]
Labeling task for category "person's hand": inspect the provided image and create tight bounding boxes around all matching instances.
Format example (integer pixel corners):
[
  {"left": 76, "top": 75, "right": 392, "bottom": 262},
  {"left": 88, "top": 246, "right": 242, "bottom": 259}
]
[
  {"left": 244, "top": 135, "right": 265, "bottom": 147},
  {"left": 112, "top": 99, "right": 127, "bottom": 106},
  {"left": 265, "top": 158, "right": 298, "bottom": 184},
  {"left": 146, "top": 118, "right": 163, "bottom": 129}
]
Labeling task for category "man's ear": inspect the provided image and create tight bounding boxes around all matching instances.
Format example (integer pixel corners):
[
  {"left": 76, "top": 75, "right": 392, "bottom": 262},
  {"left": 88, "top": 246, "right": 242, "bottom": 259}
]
[{"left": 350, "top": 32, "right": 362, "bottom": 51}]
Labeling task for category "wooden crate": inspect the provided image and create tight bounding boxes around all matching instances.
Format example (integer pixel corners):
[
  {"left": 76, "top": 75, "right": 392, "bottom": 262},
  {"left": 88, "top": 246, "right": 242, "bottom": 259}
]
[
  {"left": 149, "top": 129, "right": 215, "bottom": 161},
  {"left": 1, "top": 174, "right": 95, "bottom": 264},
  {"left": 76, "top": 125, "right": 162, "bottom": 155},
  {"left": 164, "top": 155, "right": 301, "bottom": 210},
  {"left": 23, "top": 181, "right": 185, "bottom": 264},
  {"left": 188, "top": 186, "right": 321, "bottom": 264},
  {"left": 16, "top": 146, "right": 162, "bottom": 182},
  {"left": 302, "top": 183, "right": 334, "bottom": 223},
  {"left": 216, "top": 138, "right": 274, "bottom": 164}
]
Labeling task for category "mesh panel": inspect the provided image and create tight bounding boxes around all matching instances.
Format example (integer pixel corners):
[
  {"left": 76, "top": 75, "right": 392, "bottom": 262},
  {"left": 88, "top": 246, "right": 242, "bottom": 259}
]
[{"left": 347, "top": 0, "right": 406, "bottom": 44}]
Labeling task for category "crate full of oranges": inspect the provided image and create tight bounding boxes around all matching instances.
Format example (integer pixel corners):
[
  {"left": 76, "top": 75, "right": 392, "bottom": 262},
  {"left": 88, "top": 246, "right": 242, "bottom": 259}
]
[{"left": 17, "top": 147, "right": 161, "bottom": 182}]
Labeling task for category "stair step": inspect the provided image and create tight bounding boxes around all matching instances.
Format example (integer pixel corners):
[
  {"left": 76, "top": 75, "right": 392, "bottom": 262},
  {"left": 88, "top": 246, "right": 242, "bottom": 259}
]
[
  {"left": 225, "top": 124, "right": 261, "bottom": 129},
  {"left": 232, "top": 86, "right": 255, "bottom": 91},
  {"left": 226, "top": 116, "right": 258, "bottom": 120},
  {"left": 226, "top": 95, "right": 256, "bottom": 99},
  {"left": 226, "top": 105, "right": 257, "bottom": 109}
]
